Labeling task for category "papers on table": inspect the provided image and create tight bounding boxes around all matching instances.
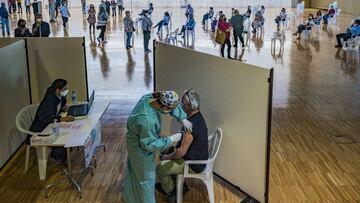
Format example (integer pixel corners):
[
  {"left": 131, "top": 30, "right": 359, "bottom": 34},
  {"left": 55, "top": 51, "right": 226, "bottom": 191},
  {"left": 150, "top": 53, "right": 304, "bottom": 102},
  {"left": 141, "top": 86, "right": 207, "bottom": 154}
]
[{"left": 64, "top": 134, "right": 88, "bottom": 147}]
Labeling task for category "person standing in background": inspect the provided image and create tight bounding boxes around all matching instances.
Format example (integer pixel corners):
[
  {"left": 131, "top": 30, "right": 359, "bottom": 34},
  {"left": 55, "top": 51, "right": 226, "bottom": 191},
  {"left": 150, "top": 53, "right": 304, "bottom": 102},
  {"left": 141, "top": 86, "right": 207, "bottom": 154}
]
[
  {"left": 48, "top": 0, "right": 56, "bottom": 22},
  {"left": 218, "top": 14, "right": 232, "bottom": 59},
  {"left": 104, "top": 0, "right": 110, "bottom": 15},
  {"left": 60, "top": 1, "right": 70, "bottom": 27},
  {"left": 123, "top": 10, "right": 134, "bottom": 49},
  {"left": 32, "top": 14, "right": 51, "bottom": 37},
  {"left": 0, "top": 2, "right": 10, "bottom": 36},
  {"left": 117, "top": 0, "right": 123, "bottom": 16},
  {"left": 15, "top": 19, "right": 32, "bottom": 37},
  {"left": 230, "top": 9, "right": 245, "bottom": 48},
  {"left": 16, "top": 0, "right": 22, "bottom": 13},
  {"left": 24, "top": 0, "right": 31, "bottom": 14},
  {"left": 55, "top": 0, "right": 61, "bottom": 17},
  {"left": 81, "top": 0, "right": 86, "bottom": 14},
  {"left": 87, "top": 4, "right": 96, "bottom": 35},
  {"left": 110, "top": 0, "right": 116, "bottom": 17},
  {"left": 141, "top": 10, "right": 152, "bottom": 53}
]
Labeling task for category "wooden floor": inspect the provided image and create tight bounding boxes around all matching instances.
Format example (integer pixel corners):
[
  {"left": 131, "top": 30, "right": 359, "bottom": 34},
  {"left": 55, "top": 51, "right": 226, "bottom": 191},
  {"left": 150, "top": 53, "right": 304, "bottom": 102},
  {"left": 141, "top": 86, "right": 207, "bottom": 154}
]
[{"left": 1, "top": 2, "right": 360, "bottom": 202}]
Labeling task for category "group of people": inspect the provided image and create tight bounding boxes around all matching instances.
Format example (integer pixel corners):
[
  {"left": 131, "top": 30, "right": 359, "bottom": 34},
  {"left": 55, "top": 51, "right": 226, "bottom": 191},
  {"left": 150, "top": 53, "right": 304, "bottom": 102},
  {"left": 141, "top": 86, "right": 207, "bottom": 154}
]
[
  {"left": 26, "top": 79, "right": 209, "bottom": 203},
  {"left": 8, "top": 13, "right": 50, "bottom": 37}
]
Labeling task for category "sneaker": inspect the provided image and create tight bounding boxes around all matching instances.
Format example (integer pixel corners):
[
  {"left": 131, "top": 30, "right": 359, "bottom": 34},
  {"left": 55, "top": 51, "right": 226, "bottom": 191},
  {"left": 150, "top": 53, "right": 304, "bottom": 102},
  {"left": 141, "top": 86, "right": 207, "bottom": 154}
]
[
  {"left": 335, "top": 45, "right": 342, "bottom": 48},
  {"left": 252, "top": 30, "right": 256, "bottom": 33},
  {"left": 145, "top": 49, "right": 151, "bottom": 53},
  {"left": 129, "top": 45, "right": 133, "bottom": 48},
  {"left": 233, "top": 44, "right": 238, "bottom": 48},
  {"left": 228, "top": 56, "right": 233, "bottom": 59}
]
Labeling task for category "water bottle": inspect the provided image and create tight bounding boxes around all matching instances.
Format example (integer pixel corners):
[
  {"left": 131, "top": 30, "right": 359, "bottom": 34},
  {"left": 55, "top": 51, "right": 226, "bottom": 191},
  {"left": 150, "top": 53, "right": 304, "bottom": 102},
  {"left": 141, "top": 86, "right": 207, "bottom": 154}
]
[
  {"left": 52, "top": 119, "right": 60, "bottom": 138},
  {"left": 71, "top": 90, "right": 77, "bottom": 104}
]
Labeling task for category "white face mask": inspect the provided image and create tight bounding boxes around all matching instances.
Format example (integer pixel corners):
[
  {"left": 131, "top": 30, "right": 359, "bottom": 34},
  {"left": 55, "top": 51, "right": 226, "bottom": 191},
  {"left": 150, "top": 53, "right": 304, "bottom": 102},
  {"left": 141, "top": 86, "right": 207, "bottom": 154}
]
[{"left": 60, "top": 89, "right": 69, "bottom": 97}]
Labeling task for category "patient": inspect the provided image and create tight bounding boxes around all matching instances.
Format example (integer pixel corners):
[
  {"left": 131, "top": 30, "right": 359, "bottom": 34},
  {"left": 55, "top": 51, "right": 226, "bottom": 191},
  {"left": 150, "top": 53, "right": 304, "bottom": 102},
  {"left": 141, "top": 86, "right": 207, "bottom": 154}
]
[
  {"left": 156, "top": 89, "right": 208, "bottom": 201},
  {"left": 28, "top": 79, "right": 74, "bottom": 164}
]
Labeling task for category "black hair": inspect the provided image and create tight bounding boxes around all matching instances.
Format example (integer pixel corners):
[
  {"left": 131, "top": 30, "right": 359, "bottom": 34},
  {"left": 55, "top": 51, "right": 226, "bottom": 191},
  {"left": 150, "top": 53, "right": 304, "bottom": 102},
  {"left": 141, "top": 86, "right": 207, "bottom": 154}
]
[
  {"left": 354, "top": 19, "right": 360, "bottom": 24},
  {"left": 35, "top": 13, "right": 42, "bottom": 18},
  {"left": 17, "top": 19, "right": 26, "bottom": 27},
  {"left": 46, "top": 79, "right": 67, "bottom": 94},
  {"left": 165, "top": 11, "right": 169, "bottom": 16}
]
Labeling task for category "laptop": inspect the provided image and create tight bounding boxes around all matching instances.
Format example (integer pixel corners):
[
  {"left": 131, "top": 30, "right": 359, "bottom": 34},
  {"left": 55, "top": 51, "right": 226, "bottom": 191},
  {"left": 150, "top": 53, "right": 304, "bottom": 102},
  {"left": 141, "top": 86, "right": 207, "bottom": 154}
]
[{"left": 68, "top": 90, "right": 95, "bottom": 117}]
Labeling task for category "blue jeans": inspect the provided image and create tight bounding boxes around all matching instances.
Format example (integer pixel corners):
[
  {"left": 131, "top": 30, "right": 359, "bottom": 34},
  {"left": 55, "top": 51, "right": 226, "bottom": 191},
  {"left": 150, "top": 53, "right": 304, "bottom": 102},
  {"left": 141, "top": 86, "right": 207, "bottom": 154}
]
[
  {"left": 62, "top": 17, "right": 68, "bottom": 27},
  {"left": 126, "top": 32, "right": 132, "bottom": 48},
  {"left": 1, "top": 18, "right": 10, "bottom": 35},
  {"left": 49, "top": 2, "right": 56, "bottom": 20}
]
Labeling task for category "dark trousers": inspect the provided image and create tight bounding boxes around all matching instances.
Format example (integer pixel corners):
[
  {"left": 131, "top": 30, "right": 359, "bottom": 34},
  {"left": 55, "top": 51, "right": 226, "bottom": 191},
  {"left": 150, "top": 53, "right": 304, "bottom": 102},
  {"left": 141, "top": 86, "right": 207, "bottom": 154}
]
[
  {"left": 323, "top": 14, "right": 332, "bottom": 24},
  {"left": 336, "top": 32, "right": 352, "bottom": 47},
  {"left": 143, "top": 30, "right": 151, "bottom": 51},
  {"left": 155, "top": 20, "right": 164, "bottom": 32},
  {"left": 112, "top": 7, "right": 116, "bottom": 16},
  {"left": 221, "top": 38, "right": 231, "bottom": 57},
  {"left": 98, "top": 25, "right": 106, "bottom": 41},
  {"left": 202, "top": 13, "right": 209, "bottom": 24},
  {"left": 26, "top": 5, "right": 30, "bottom": 14},
  {"left": 17, "top": 2, "right": 22, "bottom": 12},
  {"left": 233, "top": 31, "right": 244, "bottom": 47},
  {"left": 62, "top": 17, "right": 68, "bottom": 27},
  {"left": 50, "top": 147, "right": 67, "bottom": 161}
]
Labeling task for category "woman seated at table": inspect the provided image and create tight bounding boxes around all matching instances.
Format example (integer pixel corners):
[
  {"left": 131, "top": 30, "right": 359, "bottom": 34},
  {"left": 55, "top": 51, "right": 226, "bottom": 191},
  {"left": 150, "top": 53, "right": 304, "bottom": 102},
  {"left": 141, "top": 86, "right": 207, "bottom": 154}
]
[{"left": 27, "top": 79, "right": 75, "bottom": 164}]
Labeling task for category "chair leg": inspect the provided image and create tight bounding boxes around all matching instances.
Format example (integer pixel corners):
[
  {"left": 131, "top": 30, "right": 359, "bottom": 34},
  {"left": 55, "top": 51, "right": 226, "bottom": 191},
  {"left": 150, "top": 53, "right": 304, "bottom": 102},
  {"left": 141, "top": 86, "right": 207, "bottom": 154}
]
[
  {"left": 206, "top": 175, "right": 215, "bottom": 203},
  {"left": 25, "top": 145, "right": 30, "bottom": 171},
  {"left": 176, "top": 174, "right": 184, "bottom": 203}
]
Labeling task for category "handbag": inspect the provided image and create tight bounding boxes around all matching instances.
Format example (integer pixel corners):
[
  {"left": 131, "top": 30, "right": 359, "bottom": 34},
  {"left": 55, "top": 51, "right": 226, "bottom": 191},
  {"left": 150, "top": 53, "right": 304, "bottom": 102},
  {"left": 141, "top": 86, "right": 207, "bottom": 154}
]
[{"left": 215, "top": 28, "right": 226, "bottom": 44}]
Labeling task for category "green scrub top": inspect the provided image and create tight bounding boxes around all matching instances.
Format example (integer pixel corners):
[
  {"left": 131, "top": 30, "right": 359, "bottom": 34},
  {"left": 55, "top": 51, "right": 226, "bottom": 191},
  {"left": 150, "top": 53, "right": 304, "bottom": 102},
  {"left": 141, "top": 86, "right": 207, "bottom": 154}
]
[{"left": 123, "top": 93, "right": 187, "bottom": 203}]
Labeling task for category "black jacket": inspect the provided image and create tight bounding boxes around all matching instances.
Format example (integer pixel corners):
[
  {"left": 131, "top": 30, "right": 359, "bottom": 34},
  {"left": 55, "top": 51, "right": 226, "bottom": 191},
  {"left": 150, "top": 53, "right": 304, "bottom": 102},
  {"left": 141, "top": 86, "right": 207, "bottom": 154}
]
[
  {"left": 32, "top": 21, "right": 50, "bottom": 37},
  {"left": 27, "top": 92, "right": 66, "bottom": 143},
  {"left": 14, "top": 28, "right": 32, "bottom": 37}
]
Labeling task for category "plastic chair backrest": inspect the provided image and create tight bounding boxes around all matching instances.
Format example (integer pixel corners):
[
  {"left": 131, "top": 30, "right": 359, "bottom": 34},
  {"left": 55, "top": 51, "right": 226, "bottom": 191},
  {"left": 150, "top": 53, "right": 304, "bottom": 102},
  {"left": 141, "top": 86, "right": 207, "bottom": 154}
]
[
  {"left": 205, "top": 128, "right": 223, "bottom": 172},
  {"left": 15, "top": 104, "right": 39, "bottom": 135}
]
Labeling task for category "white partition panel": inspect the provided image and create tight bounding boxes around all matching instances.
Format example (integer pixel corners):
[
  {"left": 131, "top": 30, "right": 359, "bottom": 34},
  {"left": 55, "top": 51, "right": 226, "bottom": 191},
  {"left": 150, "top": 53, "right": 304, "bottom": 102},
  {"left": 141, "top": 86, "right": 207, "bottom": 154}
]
[
  {"left": 0, "top": 40, "right": 30, "bottom": 168},
  {"left": 154, "top": 42, "right": 273, "bottom": 202}
]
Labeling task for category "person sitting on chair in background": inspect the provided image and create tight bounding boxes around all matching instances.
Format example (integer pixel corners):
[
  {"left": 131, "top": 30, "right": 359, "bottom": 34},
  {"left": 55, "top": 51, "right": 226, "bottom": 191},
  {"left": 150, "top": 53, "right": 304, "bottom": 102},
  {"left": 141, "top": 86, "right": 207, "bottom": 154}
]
[
  {"left": 201, "top": 7, "right": 214, "bottom": 26},
  {"left": 230, "top": 9, "right": 245, "bottom": 48},
  {"left": 185, "top": 3, "right": 193, "bottom": 18},
  {"left": 32, "top": 14, "right": 50, "bottom": 37},
  {"left": 27, "top": 79, "right": 75, "bottom": 164},
  {"left": 179, "top": 14, "right": 195, "bottom": 38},
  {"left": 156, "top": 89, "right": 208, "bottom": 202},
  {"left": 323, "top": 5, "right": 335, "bottom": 25},
  {"left": 275, "top": 8, "right": 287, "bottom": 30},
  {"left": 154, "top": 11, "right": 170, "bottom": 34},
  {"left": 293, "top": 13, "right": 314, "bottom": 40},
  {"left": 251, "top": 11, "right": 265, "bottom": 34},
  {"left": 335, "top": 19, "right": 360, "bottom": 48},
  {"left": 14, "top": 19, "right": 32, "bottom": 37},
  {"left": 244, "top": 5, "right": 251, "bottom": 18}
]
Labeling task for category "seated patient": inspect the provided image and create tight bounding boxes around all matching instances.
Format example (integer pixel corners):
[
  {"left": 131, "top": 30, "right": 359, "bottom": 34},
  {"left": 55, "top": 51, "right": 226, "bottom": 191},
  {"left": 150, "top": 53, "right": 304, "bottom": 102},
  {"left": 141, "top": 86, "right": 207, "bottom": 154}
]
[
  {"left": 274, "top": 8, "right": 287, "bottom": 30},
  {"left": 251, "top": 11, "right": 265, "bottom": 33},
  {"left": 335, "top": 19, "right": 360, "bottom": 48},
  {"left": 27, "top": 79, "right": 74, "bottom": 164},
  {"left": 156, "top": 89, "right": 208, "bottom": 201},
  {"left": 179, "top": 14, "right": 195, "bottom": 38},
  {"left": 293, "top": 13, "right": 315, "bottom": 39}
]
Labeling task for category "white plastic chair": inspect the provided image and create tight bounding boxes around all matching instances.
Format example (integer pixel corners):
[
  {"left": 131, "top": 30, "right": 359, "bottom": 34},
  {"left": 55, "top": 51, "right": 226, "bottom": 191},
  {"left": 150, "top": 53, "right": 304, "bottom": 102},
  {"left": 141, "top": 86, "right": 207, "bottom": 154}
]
[
  {"left": 341, "top": 37, "right": 360, "bottom": 62},
  {"left": 185, "top": 22, "right": 196, "bottom": 46},
  {"left": 271, "top": 30, "right": 285, "bottom": 51},
  {"left": 280, "top": 17, "right": 290, "bottom": 30},
  {"left": 15, "top": 104, "right": 39, "bottom": 171},
  {"left": 166, "top": 28, "right": 179, "bottom": 45},
  {"left": 176, "top": 128, "right": 223, "bottom": 203}
]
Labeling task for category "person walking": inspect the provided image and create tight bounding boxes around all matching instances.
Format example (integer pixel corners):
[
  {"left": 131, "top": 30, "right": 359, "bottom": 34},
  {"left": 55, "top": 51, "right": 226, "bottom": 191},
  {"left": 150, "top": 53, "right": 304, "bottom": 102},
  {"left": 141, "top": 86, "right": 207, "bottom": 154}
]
[
  {"left": 218, "top": 14, "right": 232, "bottom": 59},
  {"left": 96, "top": 6, "right": 109, "bottom": 44},
  {"left": 123, "top": 10, "right": 134, "bottom": 49},
  {"left": 87, "top": 4, "right": 96, "bottom": 34},
  {"left": 0, "top": 2, "right": 10, "bottom": 36},
  {"left": 48, "top": 0, "right": 56, "bottom": 22},
  {"left": 60, "top": 1, "right": 70, "bottom": 27},
  {"left": 141, "top": 10, "right": 152, "bottom": 53},
  {"left": 230, "top": 9, "right": 245, "bottom": 48},
  {"left": 81, "top": 0, "right": 86, "bottom": 14}
]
